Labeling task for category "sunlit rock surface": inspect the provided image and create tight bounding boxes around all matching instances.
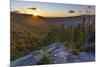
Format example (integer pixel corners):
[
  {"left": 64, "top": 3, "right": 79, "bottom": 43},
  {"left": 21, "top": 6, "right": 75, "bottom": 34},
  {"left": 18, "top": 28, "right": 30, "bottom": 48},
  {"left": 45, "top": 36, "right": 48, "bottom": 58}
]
[{"left": 11, "top": 43, "right": 95, "bottom": 67}]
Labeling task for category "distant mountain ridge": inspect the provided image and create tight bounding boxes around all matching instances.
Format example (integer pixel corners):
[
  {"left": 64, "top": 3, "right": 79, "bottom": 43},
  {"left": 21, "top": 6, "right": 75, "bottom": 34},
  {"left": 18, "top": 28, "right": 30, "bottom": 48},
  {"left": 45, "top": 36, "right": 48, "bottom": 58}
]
[
  {"left": 40, "top": 15, "right": 95, "bottom": 25},
  {"left": 11, "top": 12, "right": 95, "bottom": 25}
]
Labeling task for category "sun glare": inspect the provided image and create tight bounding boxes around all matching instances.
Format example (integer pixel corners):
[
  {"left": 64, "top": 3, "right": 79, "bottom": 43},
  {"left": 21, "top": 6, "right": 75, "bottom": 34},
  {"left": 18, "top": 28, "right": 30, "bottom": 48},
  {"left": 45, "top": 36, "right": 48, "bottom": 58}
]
[{"left": 33, "top": 13, "right": 39, "bottom": 16}]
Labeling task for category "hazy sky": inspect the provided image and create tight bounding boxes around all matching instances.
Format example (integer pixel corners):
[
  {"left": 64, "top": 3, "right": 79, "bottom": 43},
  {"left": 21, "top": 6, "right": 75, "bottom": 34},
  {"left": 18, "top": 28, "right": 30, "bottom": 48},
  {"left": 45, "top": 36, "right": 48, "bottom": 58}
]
[{"left": 11, "top": 0, "right": 95, "bottom": 17}]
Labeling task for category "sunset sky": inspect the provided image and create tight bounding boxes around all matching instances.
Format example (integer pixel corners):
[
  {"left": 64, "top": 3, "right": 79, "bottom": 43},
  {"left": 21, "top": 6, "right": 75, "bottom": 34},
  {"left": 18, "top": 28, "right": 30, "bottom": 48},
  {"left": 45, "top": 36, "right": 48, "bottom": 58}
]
[{"left": 11, "top": 0, "right": 95, "bottom": 17}]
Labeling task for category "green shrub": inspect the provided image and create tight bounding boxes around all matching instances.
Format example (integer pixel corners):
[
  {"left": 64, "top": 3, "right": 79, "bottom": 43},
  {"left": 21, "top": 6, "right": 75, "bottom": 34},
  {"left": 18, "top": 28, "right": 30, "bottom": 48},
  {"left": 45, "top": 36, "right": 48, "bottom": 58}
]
[
  {"left": 42, "top": 47, "right": 48, "bottom": 51},
  {"left": 37, "top": 55, "right": 50, "bottom": 65},
  {"left": 69, "top": 48, "right": 80, "bottom": 55}
]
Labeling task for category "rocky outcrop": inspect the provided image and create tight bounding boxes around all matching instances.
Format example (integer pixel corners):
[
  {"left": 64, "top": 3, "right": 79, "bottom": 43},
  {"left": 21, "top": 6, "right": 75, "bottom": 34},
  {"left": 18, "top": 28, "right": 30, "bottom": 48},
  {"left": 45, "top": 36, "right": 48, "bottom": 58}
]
[{"left": 11, "top": 43, "right": 95, "bottom": 67}]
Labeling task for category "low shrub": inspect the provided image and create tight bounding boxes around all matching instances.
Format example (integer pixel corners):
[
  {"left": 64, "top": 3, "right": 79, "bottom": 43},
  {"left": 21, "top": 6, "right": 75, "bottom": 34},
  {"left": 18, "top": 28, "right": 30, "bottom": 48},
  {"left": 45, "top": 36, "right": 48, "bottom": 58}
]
[
  {"left": 37, "top": 55, "right": 50, "bottom": 65},
  {"left": 69, "top": 48, "right": 80, "bottom": 55}
]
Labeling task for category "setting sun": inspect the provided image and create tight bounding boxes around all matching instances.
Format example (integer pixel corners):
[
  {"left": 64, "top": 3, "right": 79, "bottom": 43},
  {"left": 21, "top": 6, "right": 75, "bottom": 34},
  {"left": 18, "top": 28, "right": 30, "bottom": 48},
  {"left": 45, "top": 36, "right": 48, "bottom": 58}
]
[{"left": 33, "top": 13, "right": 39, "bottom": 16}]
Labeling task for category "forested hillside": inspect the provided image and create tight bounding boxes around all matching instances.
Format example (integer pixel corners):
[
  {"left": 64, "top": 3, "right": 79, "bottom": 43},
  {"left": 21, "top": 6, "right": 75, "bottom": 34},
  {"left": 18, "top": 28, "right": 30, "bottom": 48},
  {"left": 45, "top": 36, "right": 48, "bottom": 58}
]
[{"left": 11, "top": 12, "right": 95, "bottom": 61}]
